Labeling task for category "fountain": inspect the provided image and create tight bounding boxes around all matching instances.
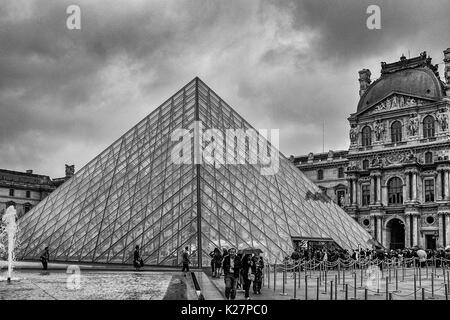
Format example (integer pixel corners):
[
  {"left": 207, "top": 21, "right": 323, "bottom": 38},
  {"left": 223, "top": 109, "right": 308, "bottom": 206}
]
[{"left": 0, "top": 205, "right": 19, "bottom": 282}]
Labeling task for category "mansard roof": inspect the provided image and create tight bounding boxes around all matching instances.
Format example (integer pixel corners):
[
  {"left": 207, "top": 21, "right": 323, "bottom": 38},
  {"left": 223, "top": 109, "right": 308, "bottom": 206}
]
[{"left": 357, "top": 52, "right": 446, "bottom": 113}]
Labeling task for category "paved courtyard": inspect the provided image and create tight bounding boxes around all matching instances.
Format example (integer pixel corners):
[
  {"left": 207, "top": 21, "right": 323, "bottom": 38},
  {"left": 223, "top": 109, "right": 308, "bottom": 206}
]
[
  {"left": 205, "top": 267, "right": 450, "bottom": 300},
  {"left": 0, "top": 261, "right": 198, "bottom": 300}
]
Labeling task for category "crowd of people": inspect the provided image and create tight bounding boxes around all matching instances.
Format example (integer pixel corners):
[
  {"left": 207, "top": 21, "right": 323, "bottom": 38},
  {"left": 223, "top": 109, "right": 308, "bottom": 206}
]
[
  {"left": 209, "top": 247, "right": 264, "bottom": 300},
  {"left": 289, "top": 246, "right": 450, "bottom": 269}
]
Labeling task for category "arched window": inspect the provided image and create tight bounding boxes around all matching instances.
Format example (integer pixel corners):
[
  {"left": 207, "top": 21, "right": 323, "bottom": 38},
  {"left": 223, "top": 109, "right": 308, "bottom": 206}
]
[
  {"left": 423, "top": 115, "right": 435, "bottom": 138},
  {"left": 425, "top": 151, "right": 433, "bottom": 164},
  {"left": 388, "top": 177, "right": 403, "bottom": 205},
  {"left": 362, "top": 159, "right": 369, "bottom": 170},
  {"left": 317, "top": 169, "right": 324, "bottom": 180},
  {"left": 391, "top": 121, "right": 402, "bottom": 143},
  {"left": 362, "top": 126, "right": 372, "bottom": 146}
]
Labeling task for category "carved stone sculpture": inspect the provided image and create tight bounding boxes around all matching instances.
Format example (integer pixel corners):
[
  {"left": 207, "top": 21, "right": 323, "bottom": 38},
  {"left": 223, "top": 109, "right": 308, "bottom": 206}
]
[
  {"left": 407, "top": 113, "right": 419, "bottom": 136},
  {"left": 374, "top": 120, "right": 385, "bottom": 141},
  {"left": 436, "top": 110, "right": 448, "bottom": 131},
  {"left": 349, "top": 125, "right": 358, "bottom": 144}
]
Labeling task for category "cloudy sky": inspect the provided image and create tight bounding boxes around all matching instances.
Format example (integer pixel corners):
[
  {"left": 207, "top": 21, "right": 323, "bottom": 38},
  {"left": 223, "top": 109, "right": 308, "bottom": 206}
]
[{"left": 1, "top": 0, "right": 450, "bottom": 178}]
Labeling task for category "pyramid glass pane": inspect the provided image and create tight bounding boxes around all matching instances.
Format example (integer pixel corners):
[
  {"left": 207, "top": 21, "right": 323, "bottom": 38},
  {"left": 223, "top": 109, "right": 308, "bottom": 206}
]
[{"left": 18, "top": 78, "right": 373, "bottom": 267}]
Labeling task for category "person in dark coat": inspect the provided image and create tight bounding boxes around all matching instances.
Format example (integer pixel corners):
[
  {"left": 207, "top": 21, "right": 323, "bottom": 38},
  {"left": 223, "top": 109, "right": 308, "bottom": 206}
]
[
  {"left": 241, "top": 254, "right": 254, "bottom": 300},
  {"left": 181, "top": 246, "right": 190, "bottom": 277},
  {"left": 252, "top": 255, "right": 264, "bottom": 294},
  {"left": 213, "top": 248, "right": 223, "bottom": 278},
  {"left": 209, "top": 250, "right": 216, "bottom": 275},
  {"left": 40, "top": 247, "right": 50, "bottom": 270},
  {"left": 134, "top": 245, "right": 144, "bottom": 271},
  {"left": 222, "top": 248, "right": 241, "bottom": 300}
]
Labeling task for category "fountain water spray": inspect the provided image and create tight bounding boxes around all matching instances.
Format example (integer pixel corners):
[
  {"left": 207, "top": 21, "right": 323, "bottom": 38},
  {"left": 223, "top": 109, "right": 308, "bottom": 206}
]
[{"left": 1, "top": 206, "right": 18, "bottom": 282}]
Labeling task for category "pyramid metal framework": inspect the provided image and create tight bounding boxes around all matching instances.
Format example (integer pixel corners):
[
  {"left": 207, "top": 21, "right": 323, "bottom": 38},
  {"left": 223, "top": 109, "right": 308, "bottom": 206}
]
[{"left": 18, "top": 78, "right": 373, "bottom": 267}]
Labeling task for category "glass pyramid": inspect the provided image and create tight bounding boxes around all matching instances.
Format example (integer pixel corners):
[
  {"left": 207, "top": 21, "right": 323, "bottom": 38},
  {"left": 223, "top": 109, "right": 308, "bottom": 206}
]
[{"left": 18, "top": 78, "right": 373, "bottom": 267}]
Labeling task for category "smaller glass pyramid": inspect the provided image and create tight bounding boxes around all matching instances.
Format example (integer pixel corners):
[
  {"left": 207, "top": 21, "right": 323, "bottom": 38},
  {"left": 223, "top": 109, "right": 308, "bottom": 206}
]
[{"left": 18, "top": 78, "right": 373, "bottom": 267}]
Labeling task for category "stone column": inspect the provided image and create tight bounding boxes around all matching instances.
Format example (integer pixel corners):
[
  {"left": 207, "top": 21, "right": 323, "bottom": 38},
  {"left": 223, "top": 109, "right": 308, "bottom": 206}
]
[
  {"left": 412, "top": 172, "right": 417, "bottom": 202},
  {"left": 370, "top": 176, "right": 375, "bottom": 205},
  {"left": 372, "top": 216, "right": 377, "bottom": 240},
  {"left": 376, "top": 176, "right": 382, "bottom": 205},
  {"left": 405, "top": 172, "right": 411, "bottom": 202},
  {"left": 438, "top": 213, "right": 445, "bottom": 247},
  {"left": 352, "top": 179, "right": 357, "bottom": 205},
  {"left": 446, "top": 214, "right": 450, "bottom": 248},
  {"left": 436, "top": 170, "right": 442, "bottom": 201},
  {"left": 377, "top": 217, "right": 383, "bottom": 246},
  {"left": 382, "top": 185, "right": 388, "bottom": 206},
  {"left": 412, "top": 215, "right": 418, "bottom": 246},
  {"left": 444, "top": 170, "right": 449, "bottom": 200}
]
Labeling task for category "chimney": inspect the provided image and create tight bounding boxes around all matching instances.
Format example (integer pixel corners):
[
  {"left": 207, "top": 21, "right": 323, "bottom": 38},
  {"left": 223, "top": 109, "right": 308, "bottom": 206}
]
[
  {"left": 358, "top": 69, "right": 371, "bottom": 97},
  {"left": 65, "top": 164, "right": 75, "bottom": 179},
  {"left": 444, "top": 48, "right": 450, "bottom": 94},
  {"left": 26, "top": 170, "right": 33, "bottom": 174}
]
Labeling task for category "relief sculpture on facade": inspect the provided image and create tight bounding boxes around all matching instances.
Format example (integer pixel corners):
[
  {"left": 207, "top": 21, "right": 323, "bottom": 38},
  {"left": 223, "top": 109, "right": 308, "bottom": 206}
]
[
  {"left": 349, "top": 124, "right": 358, "bottom": 144},
  {"left": 372, "top": 94, "right": 422, "bottom": 113},
  {"left": 407, "top": 113, "right": 419, "bottom": 136},
  {"left": 374, "top": 120, "right": 385, "bottom": 141},
  {"left": 436, "top": 109, "right": 449, "bottom": 131}
]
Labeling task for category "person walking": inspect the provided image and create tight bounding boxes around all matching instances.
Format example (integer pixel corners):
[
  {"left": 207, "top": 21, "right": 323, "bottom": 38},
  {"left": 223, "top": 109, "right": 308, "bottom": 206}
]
[
  {"left": 214, "top": 248, "right": 223, "bottom": 278},
  {"left": 133, "top": 245, "right": 144, "bottom": 271},
  {"left": 181, "top": 246, "right": 190, "bottom": 277},
  {"left": 241, "top": 254, "right": 254, "bottom": 300},
  {"left": 40, "top": 247, "right": 50, "bottom": 270},
  {"left": 252, "top": 255, "right": 264, "bottom": 295},
  {"left": 417, "top": 248, "right": 427, "bottom": 268},
  {"left": 222, "top": 248, "right": 241, "bottom": 300},
  {"left": 209, "top": 250, "right": 216, "bottom": 275}
]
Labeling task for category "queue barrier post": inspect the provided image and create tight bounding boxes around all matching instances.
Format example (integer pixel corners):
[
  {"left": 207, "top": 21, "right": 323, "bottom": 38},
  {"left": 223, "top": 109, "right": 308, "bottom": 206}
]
[
  {"left": 316, "top": 277, "right": 319, "bottom": 300},
  {"left": 385, "top": 277, "right": 389, "bottom": 300},
  {"left": 414, "top": 274, "right": 417, "bottom": 300},
  {"left": 293, "top": 270, "right": 297, "bottom": 299},
  {"left": 305, "top": 276, "right": 308, "bottom": 300},
  {"left": 334, "top": 274, "right": 337, "bottom": 300},
  {"left": 431, "top": 272, "right": 434, "bottom": 299},
  {"left": 330, "top": 280, "right": 333, "bottom": 300}
]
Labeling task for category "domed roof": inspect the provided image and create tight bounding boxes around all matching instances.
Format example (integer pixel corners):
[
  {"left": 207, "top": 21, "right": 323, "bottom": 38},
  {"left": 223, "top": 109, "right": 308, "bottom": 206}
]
[{"left": 357, "top": 55, "right": 445, "bottom": 113}]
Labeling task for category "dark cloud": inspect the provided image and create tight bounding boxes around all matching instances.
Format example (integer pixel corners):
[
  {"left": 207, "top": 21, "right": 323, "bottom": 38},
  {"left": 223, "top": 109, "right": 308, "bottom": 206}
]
[{"left": 0, "top": 0, "right": 449, "bottom": 177}]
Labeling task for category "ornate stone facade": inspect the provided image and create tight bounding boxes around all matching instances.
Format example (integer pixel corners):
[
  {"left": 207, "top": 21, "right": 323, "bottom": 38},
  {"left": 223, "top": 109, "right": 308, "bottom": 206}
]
[
  {"left": 0, "top": 165, "right": 75, "bottom": 219},
  {"left": 291, "top": 49, "right": 450, "bottom": 250}
]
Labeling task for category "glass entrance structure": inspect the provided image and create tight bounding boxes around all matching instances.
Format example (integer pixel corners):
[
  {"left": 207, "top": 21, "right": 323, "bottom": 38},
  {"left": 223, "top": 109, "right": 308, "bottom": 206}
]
[{"left": 18, "top": 78, "right": 373, "bottom": 267}]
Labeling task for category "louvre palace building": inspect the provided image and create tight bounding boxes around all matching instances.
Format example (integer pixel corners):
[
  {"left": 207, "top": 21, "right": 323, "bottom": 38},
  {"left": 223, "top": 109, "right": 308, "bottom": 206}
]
[{"left": 291, "top": 49, "right": 450, "bottom": 251}]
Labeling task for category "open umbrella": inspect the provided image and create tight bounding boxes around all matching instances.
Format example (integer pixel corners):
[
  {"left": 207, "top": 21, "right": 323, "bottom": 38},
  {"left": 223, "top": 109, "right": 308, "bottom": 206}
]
[{"left": 242, "top": 247, "right": 263, "bottom": 255}]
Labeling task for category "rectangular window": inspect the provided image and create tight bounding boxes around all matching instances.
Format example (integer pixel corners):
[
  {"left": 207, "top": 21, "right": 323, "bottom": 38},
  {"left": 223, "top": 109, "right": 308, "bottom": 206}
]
[
  {"left": 424, "top": 179, "right": 435, "bottom": 202},
  {"left": 26, "top": 190, "right": 31, "bottom": 198},
  {"left": 9, "top": 189, "right": 14, "bottom": 197},
  {"left": 362, "top": 184, "right": 370, "bottom": 206},
  {"left": 338, "top": 167, "right": 344, "bottom": 178}
]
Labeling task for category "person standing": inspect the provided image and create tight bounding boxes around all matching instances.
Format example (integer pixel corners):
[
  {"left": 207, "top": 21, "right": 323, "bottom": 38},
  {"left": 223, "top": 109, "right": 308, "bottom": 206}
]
[
  {"left": 214, "top": 248, "right": 223, "bottom": 278},
  {"left": 134, "top": 245, "right": 144, "bottom": 271},
  {"left": 252, "top": 255, "right": 264, "bottom": 295},
  {"left": 209, "top": 250, "right": 216, "bottom": 275},
  {"left": 182, "top": 246, "right": 190, "bottom": 277},
  {"left": 222, "top": 248, "right": 241, "bottom": 300},
  {"left": 40, "top": 247, "right": 50, "bottom": 270},
  {"left": 241, "top": 254, "right": 254, "bottom": 300}
]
